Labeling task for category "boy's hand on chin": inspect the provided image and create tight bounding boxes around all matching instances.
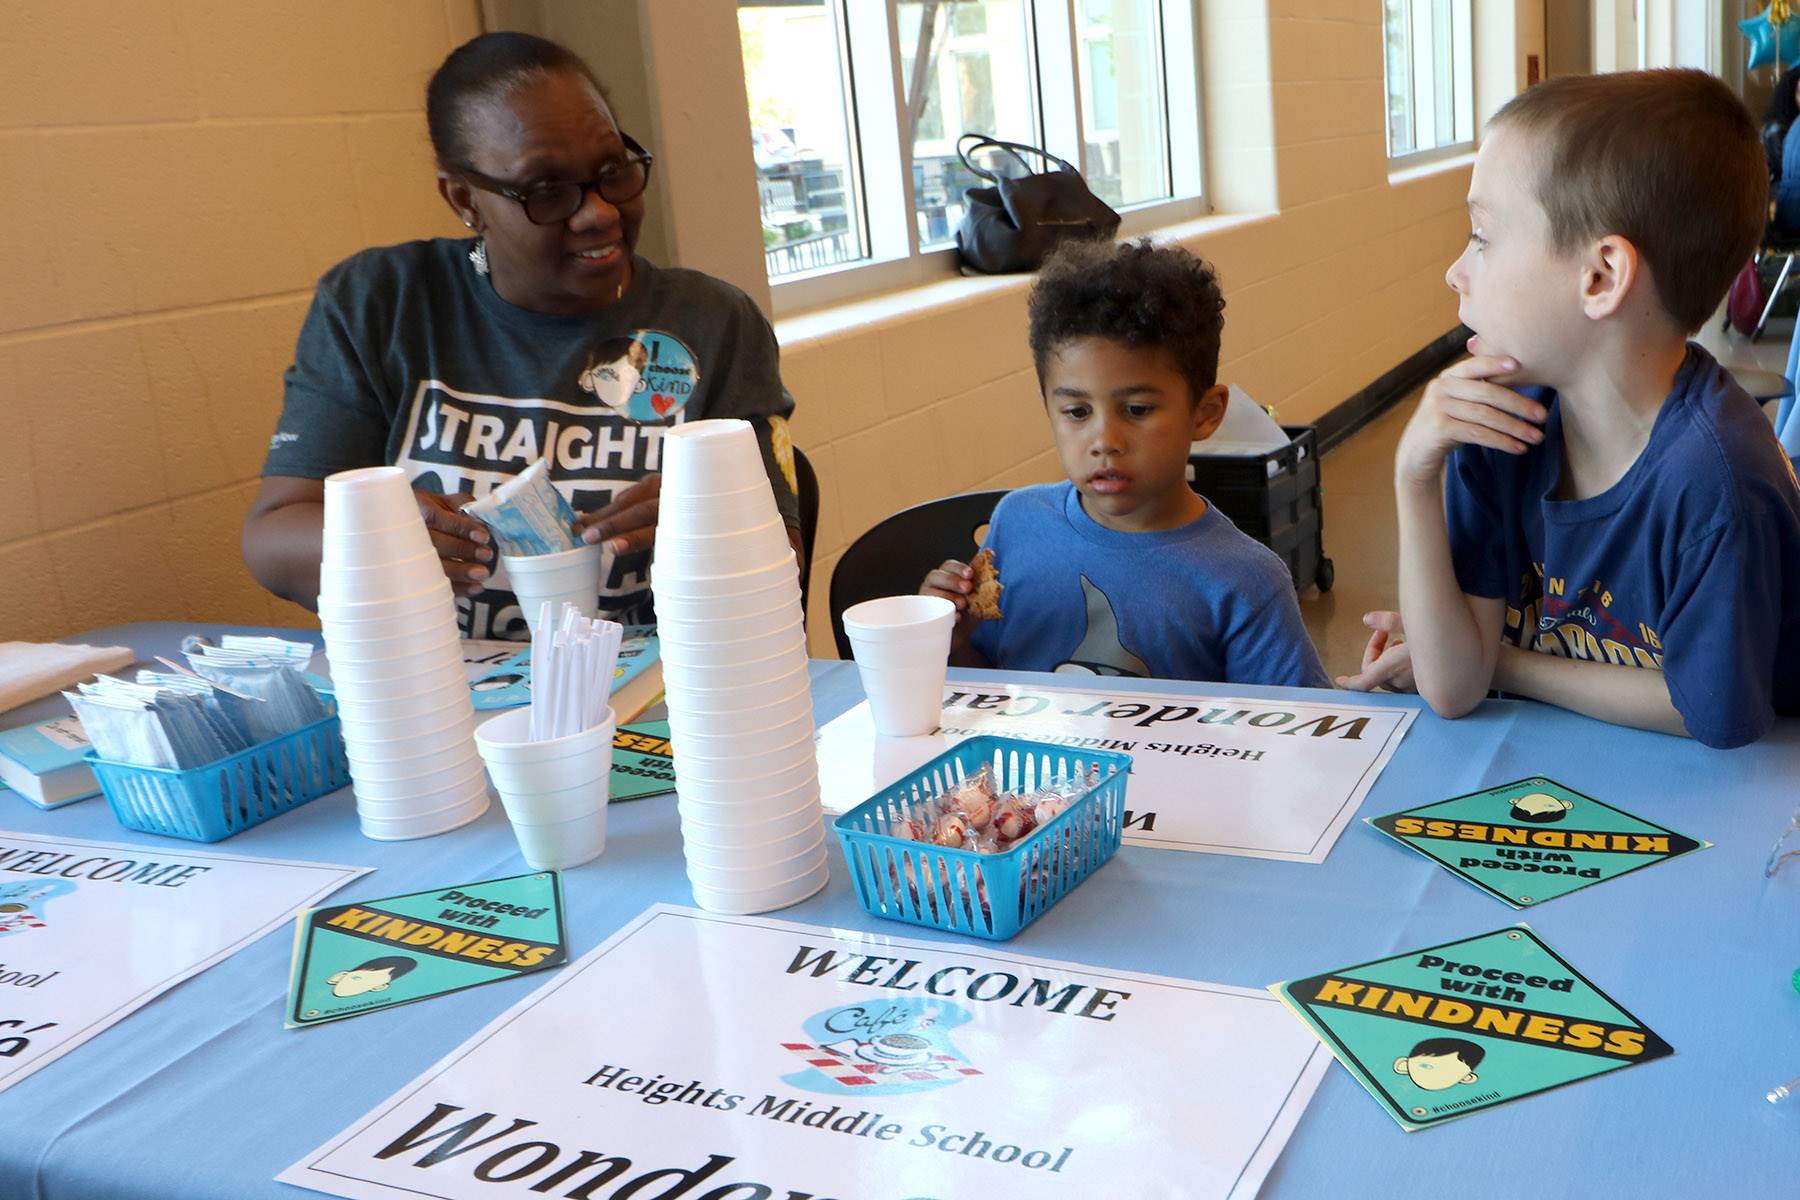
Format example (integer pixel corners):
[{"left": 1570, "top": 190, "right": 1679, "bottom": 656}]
[
  {"left": 1395, "top": 354, "right": 1545, "bottom": 488},
  {"left": 921, "top": 560, "right": 982, "bottom": 651},
  {"left": 1335, "top": 611, "right": 1417, "bottom": 692}
]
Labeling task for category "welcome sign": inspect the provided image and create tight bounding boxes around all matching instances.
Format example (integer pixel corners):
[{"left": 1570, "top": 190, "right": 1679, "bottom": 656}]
[
  {"left": 817, "top": 683, "right": 1418, "bottom": 862},
  {"left": 0, "top": 831, "right": 365, "bottom": 1091},
  {"left": 283, "top": 906, "right": 1329, "bottom": 1200}
]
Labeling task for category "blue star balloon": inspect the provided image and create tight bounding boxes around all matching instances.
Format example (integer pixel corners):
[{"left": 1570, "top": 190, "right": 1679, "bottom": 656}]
[{"left": 1741, "top": 5, "right": 1800, "bottom": 71}]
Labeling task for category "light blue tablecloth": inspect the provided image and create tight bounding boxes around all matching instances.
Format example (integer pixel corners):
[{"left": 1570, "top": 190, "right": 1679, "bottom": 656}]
[{"left": 1, "top": 623, "right": 1797, "bottom": 1196}]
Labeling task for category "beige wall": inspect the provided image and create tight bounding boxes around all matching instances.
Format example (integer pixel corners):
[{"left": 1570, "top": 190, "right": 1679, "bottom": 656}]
[
  {"left": 0, "top": 0, "right": 477, "bottom": 641},
  {"left": 0, "top": 1, "right": 1544, "bottom": 651},
  {"left": 784, "top": 1, "right": 1540, "bottom": 657}
]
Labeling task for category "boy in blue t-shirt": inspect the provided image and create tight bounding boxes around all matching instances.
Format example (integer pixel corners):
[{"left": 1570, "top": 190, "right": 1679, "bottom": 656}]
[
  {"left": 1341, "top": 69, "right": 1800, "bottom": 748},
  {"left": 921, "top": 240, "right": 1327, "bottom": 688}
]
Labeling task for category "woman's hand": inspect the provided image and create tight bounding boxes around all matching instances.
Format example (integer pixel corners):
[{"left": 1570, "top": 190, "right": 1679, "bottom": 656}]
[
  {"left": 575, "top": 474, "right": 661, "bottom": 555},
  {"left": 921, "top": 559, "right": 982, "bottom": 654},
  {"left": 1335, "top": 611, "right": 1417, "bottom": 692},
  {"left": 416, "top": 490, "right": 494, "bottom": 597}
]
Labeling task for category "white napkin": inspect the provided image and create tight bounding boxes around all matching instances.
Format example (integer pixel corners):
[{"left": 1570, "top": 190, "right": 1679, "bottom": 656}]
[
  {"left": 1191, "top": 385, "right": 1302, "bottom": 477},
  {"left": 1193, "top": 384, "right": 1295, "bottom": 456},
  {"left": 0, "top": 642, "right": 138, "bottom": 715}
]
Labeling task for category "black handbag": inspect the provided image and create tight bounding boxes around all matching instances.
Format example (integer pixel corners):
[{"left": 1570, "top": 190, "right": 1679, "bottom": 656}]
[{"left": 952, "top": 134, "right": 1121, "bottom": 274}]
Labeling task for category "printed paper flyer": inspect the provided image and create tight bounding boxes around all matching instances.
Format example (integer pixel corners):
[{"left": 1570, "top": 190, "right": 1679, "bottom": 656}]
[
  {"left": 818, "top": 683, "right": 1417, "bottom": 862},
  {"left": 1273, "top": 926, "right": 1672, "bottom": 1131},
  {"left": 286, "top": 873, "right": 566, "bottom": 1028},
  {"left": 282, "top": 906, "right": 1328, "bottom": 1200},
  {"left": 0, "top": 831, "right": 366, "bottom": 1091},
  {"left": 1367, "top": 776, "right": 1708, "bottom": 907}
]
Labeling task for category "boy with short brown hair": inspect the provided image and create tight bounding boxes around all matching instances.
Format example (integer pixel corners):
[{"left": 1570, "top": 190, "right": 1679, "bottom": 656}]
[{"left": 1344, "top": 69, "right": 1800, "bottom": 748}]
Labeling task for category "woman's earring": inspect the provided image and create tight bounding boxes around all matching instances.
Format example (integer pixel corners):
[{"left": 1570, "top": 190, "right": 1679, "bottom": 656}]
[{"left": 468, "top": 239, "right": 489, "bottom": 276}]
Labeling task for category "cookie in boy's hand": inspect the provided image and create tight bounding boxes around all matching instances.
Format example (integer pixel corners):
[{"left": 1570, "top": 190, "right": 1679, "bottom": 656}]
[{"left": 967, "top": 548, "right": 1003, "bottom": 620}]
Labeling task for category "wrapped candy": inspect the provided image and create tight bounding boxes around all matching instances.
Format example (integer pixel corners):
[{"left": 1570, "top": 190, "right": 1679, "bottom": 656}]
[
  {"left": 879, "top": 762, "right": 1107, "bottom": 859},
  {"left": 931, "top": 812, "right": 970, "bottom": 847},
  {"left": 963, "top": 827, "right": 1004, "bottom": 855},
  {"left": 886, "top": 813, "right": 928, "bottom": 842},
  {"left": 954, "top": 789, "right": 995, "bottom": 830},
  {"left": 991, "top": 797, "right": 1035, "bottom": 842},
  {"left": 1031, "top": 792, "right": 1074, "bottom": 826},
  {"left": 949, "top": 766, "right": 999, "bottom": 828}
]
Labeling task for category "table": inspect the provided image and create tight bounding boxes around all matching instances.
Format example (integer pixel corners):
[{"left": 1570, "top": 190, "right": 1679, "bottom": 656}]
[{"left": 1, "top": 623, "right": 1797, "bottom": 1197}]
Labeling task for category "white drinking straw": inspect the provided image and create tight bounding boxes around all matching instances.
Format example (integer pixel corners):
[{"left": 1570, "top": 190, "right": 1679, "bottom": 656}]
[{"left": 527, "top": 601, "right": 625, "bottom": 741}]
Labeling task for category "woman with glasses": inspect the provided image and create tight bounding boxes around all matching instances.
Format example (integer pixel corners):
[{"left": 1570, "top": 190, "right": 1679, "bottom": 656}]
[{"left": 243, "top": 32, "right": 802, "bottom": 639}]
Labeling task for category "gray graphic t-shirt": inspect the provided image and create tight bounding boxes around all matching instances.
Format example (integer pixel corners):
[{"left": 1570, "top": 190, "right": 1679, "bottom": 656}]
[{"left": 264, "top": 239, "right": 799, "bottom": 639}]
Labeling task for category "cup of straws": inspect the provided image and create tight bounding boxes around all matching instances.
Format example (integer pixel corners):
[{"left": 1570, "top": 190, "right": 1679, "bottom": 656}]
[{"left": 475, "top": 602, "right": 623, "bottom": 870}]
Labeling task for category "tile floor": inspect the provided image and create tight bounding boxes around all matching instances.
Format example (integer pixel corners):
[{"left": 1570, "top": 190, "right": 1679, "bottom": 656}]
[{"left": 1294, "top": 314, "right": 1793, "bottom": 681}]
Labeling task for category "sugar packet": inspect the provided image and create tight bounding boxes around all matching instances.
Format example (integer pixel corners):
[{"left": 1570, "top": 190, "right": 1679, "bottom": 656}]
[{"left": 460, "top": 457, "right": 580, "bottom": 556}]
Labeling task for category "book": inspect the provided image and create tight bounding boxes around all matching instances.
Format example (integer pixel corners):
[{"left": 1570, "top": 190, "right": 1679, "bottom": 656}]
[
  {"left": 0, "top": 716, "right": 101, "bottom": 809},
  {"left": 609, "top": 629, "right": 663, "bottom": 723}
]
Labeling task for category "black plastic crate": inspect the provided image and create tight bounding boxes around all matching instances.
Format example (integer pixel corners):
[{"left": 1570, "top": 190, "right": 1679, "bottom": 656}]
[{"left": 1186, "top": 424, "right": 1334, "bottom": 593}]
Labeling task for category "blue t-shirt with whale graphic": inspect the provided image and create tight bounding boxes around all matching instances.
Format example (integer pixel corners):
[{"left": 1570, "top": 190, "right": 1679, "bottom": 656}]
[
  {"left": 968, "top": 482, "right": 1328, "bottom": 687},
  {"left": 1443, "top": 342, "right": 1800, "bottom": 749}
]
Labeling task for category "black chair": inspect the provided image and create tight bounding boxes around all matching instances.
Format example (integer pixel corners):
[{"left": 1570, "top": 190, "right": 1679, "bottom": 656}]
[
  {"left": 793, "top": 446, "right": 820, "bottom": 616},
  {"left": 828, "top": 490, "right": 1008, "bottom": 659},
  {"left": 1753, "top": 228, "right": 1800, "bottom": 340}
]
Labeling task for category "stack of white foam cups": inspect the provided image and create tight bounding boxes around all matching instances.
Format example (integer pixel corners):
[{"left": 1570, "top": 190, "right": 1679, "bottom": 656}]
[
  {"left": 317, "top": 466, "right": 491, "bottom": 840},
  {"left": 652, "top": 420, "right": 828, "bottom": 913}
]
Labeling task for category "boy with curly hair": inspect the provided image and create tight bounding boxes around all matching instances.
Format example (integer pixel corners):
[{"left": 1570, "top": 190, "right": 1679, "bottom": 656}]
[{"left": 921, "top": 239, "right": 1328, "bottom": 686}]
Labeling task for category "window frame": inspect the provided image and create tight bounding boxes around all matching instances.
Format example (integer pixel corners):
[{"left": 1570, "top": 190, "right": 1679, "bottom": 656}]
[{"left": 761, "top": 0, "right": 1206, "bottom": 316}]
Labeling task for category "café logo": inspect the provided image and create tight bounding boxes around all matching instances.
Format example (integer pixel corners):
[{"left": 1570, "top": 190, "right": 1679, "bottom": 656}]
[
  {"left": 781, "top": 999, "right": 983, "bottom": 1097},
  {"left": 0, "top": 880, "right": 75, "bottom": 937}
]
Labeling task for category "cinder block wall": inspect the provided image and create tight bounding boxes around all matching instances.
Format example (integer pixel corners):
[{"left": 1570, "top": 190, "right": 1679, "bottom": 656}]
[{"left": 0, "top": 0, "right": 477, "bottom": 641}]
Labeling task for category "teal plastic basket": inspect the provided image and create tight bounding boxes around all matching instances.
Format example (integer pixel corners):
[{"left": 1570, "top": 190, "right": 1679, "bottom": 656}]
[
  {"left": 86, "top": 711, "right": 349, "bottom": 842},
  {"left": 832, "top": 736, "right": 1131, "bottom": 940}
]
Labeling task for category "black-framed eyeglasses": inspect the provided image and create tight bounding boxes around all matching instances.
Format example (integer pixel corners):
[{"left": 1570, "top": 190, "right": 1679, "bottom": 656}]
[{"left": 458, "top": 134, "right": 654, "bottom": 225}]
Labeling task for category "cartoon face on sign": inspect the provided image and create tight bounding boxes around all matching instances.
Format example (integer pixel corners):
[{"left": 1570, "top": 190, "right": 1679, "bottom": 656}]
[
  {"left": 1509, "top": 792, "right": 1574, "bottom": 824},
  {"left": 327, "top": 955, "right": 417, "bottom": 997},
  {"left": 0, "top": 880, "right": 74, "bottom": 936},
  {"left": 1392, "top": 1037, "right": 1485, "bottom": 1091},
  {"left": 781, "top": 999, "right": 982, "bottom": 1097},
  {"left": 577, "top": 330, "right": 699, "bottom": 423}
]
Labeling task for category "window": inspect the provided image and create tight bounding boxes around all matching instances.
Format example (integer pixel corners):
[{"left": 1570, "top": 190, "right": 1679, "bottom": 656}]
[
  {"left": 738, "top": 0, "right": 1204, "bottom": 307},
  {"left": 1382, "top": 0, "right": 1474, "bottom": 159},
  {"left": 739, "top": 2, "right": 867, "bottom": 277},
  {"left": 1078, "top": 0, "right": 1170, "bottom": 208},
  {"left": 899, "top": 1, "right": 1038, "bottom": 248}
]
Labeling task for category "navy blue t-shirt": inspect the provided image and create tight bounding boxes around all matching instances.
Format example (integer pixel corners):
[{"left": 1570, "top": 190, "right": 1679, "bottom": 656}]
[
  {"left": 1444, "top": 344, "right": 1800, "bottom": 748},
  {"left": 968, "top": 482, "right": 1328, "bottom": 687}
]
